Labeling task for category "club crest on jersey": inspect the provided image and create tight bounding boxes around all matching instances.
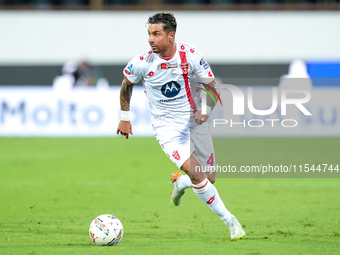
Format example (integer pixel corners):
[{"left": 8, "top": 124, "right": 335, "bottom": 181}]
[
  {"left": 172, "top": 150, "right": 180, "bottom": 160},
  {"left": 161, "top": 81, "right": 181, "bottom": 98},
  {"left": 181, "top": 62, "right": 189, "bottom": 75},
  {"left": 157, "top": 62, "right": 178, "bottom": 71}
]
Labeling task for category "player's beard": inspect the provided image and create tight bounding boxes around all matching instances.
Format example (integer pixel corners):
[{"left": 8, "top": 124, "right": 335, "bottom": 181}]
[
  {"left": 150, "top": 43, "right": 167, "bottom": 54},
  {"left": 150, "top": 45, "right": 160, "bottom": 53}
]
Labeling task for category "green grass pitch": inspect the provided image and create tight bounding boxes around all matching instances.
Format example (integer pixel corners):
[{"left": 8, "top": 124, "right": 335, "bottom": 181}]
[{"left": 0, "top": 137, "right": 339, "bottom": 255}]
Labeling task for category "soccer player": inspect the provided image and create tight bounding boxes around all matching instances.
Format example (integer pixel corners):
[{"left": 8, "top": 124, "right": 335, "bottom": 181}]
[{"left": 117, "top": 12, "right": 245, "bottom": 240}]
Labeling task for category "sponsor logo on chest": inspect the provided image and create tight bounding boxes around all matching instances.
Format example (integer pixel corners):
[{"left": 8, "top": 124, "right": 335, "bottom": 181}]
[
  {"left": 157, "top": 62, "right": 178, "bottom": 71},
  {"left": 161, "top": 81, "right": 181, "bottom": 98}
]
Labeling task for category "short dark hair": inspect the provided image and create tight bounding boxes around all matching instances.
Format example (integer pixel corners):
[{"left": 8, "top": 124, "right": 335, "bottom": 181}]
[{"left": 147, "top": 13, "right": 177, "bottom": 34}]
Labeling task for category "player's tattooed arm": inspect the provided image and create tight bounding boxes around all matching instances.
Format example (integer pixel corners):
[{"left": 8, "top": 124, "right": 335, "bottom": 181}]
[
  {"left": 192, "top": 80, "right": 219, "bottom": 125},
  {"left": 117, "top": 77, "right": 135, "bottom": 139},
  {"left": 206, "top": 80, "right": 219, "bottom": 112},
  {"left": 120, "top": 77, "right": 134, "bottom": 111}
]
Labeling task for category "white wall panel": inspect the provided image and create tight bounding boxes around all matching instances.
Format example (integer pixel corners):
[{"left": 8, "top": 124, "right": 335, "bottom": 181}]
[{"left": 0, "top": 11, "right": 339, "bottom": 65}]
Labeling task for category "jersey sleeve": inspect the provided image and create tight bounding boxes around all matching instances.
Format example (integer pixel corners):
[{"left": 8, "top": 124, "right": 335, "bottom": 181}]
[
  {"left": 192, "top": 49, "right": 215, "bottom": 81},
  {"left": 123, "top": 56, "right": 143, "bottom": 84}
]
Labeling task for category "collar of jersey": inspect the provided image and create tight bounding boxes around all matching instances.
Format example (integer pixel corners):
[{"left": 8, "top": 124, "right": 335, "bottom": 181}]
[{"left": 157, "top": 44, "right": 177, "bottom": 61}]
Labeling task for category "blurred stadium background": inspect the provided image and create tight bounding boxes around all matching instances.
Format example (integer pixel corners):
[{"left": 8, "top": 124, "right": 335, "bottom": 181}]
[
  {"left": 1, "top": 1, "right": 339, "bottom": 137},
  {"left": 0, "top": 0, "right": 339, "bottom": 86}
]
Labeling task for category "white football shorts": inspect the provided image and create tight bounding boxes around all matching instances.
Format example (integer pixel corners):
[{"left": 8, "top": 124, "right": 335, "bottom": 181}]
[{"left": 154, "top": 122, "right": 215, "bottom": 170}]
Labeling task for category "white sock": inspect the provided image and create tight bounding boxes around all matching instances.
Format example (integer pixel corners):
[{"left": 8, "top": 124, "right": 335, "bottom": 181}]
[
  {"left": 192, "top": 178, "right": 233, "bottom": 223},
  {"left": 177, "top": 174, "right": 192, "bottom": 190}
]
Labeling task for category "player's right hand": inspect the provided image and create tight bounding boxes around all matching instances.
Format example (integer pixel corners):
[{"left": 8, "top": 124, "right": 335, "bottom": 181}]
[{"left": 117, "top": 120, "right": 133, "bottom": 139}]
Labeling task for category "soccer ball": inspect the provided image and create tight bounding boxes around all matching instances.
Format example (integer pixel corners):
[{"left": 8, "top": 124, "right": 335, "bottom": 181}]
[{"left": 89, "top": 214, "right": 124, "bottom": 246}]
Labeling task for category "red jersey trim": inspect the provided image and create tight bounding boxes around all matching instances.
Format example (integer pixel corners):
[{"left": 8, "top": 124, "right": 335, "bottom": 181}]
[{"left": 179, "top": 51, "right": 197, "bottom": 113}]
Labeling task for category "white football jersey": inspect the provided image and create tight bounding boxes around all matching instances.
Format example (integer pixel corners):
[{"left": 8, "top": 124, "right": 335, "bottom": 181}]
[{"left": 123, "top": 42, "right": 215, "bottom": 129}]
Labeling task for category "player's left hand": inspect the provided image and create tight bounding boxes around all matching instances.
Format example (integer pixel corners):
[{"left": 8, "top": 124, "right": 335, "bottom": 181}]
[{"left": 190, "top": 110, "right": 209, "bottom": 125}]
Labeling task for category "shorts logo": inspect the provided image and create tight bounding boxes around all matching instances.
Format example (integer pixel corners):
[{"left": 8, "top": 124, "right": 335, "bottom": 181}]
[
  {"left": 161, "top": 81, "right": 181, "bottom": 98},
  {"left": 190, "top": 49, "right": 194, "bottom": 53},
  {"left": 140, "top": 56, "right": 144, "bottom": 60},
  {"left": 157, "top": 62, "right": 178, "bottom": 71},
  {"left": 181, "top": 45, "right": 185, "bottom": 50},
  {"left": 206, "top": 195, "right": 215, "bottom": 204},
  {"left": 124, "top": 69, "right": 131, "bottom": 75},
  {"left": 148, "top": 71, "right": 154, "bottom": 77},
  {"left": 172, "top": 150, "right": 180, "bottom": 160},
  {"left": 208, "top": 71, "right": 213, "bottom": 77}
]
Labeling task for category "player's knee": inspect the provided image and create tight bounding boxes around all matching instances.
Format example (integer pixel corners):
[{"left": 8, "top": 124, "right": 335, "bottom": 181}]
[
  {"left": 180, "top": 158, "right": 190, "bottom": 175},
  {"left": 208, "top": 177, "right": 216, "bottom": 184}
]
